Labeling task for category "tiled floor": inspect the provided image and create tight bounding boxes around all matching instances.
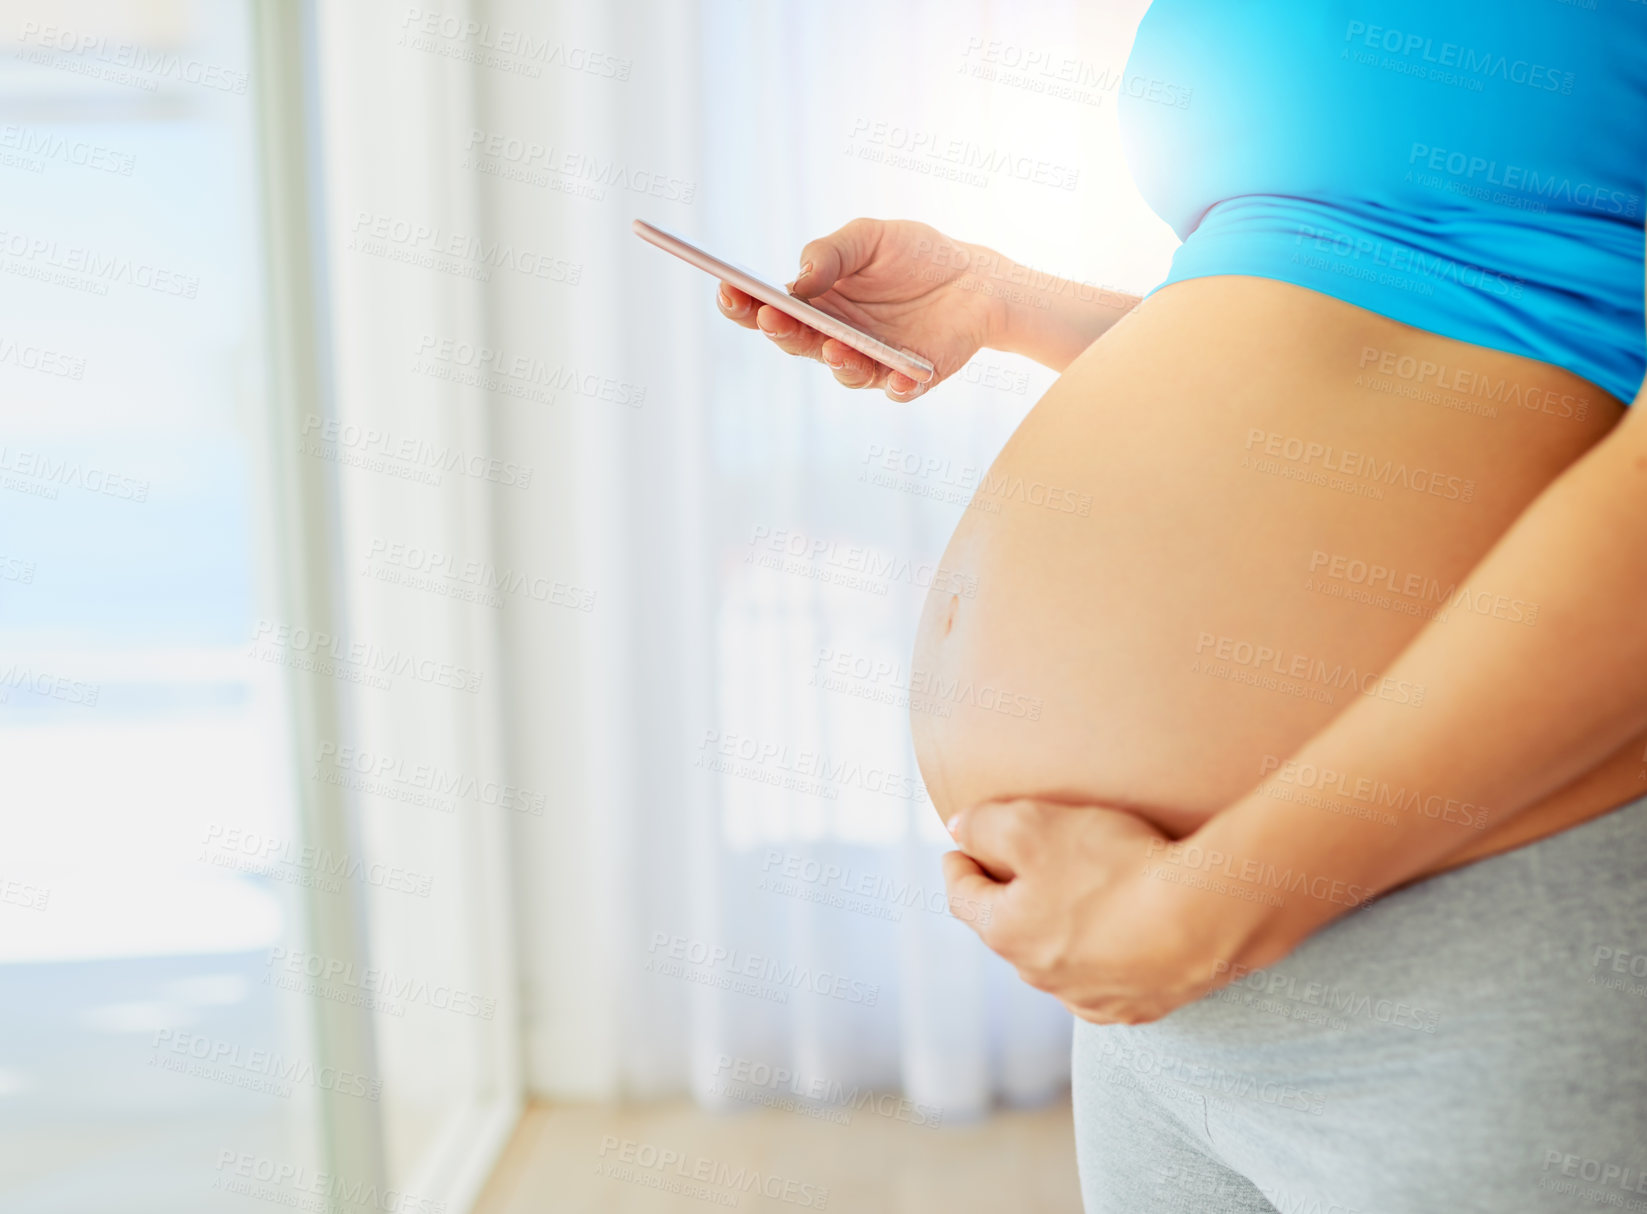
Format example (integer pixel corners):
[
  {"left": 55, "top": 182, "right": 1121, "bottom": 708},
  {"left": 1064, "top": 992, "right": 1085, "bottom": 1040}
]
[{"left": 473, "top": 1096, "right": 1083, "bottom": 1214}]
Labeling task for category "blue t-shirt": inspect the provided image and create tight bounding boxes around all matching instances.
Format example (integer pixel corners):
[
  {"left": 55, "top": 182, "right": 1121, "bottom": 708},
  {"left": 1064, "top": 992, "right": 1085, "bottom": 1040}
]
[{"left": 1119, "top": 1, "right": 1647, "bottom": 405}]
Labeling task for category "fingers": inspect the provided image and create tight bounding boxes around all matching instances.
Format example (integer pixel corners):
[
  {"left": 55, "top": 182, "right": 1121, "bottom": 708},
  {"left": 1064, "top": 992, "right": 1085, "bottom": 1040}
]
[
  {"left": 792, "top": 217, "right": 883, "bottom": 300},
  {"left": 754, "top": 313, "right": 919, "bottom": 398},
  {"left": 819, "top": 338, "right": 888, "bottom": 390},
  {"left": 715, "top": 281, "right": 759, "bottom": 328},
  {"left": 949, "top": 798, "right": 1054, "bottom": 881},
  {"left": 721, "top": 282, "right": 928, "bottom": 400},
  {"left": 883, "top": 370, "right": 926, "bottom": 401},
  {"left": 941, "top": 850, "right": 1001, "bottom": 937},
  {"left": 1068, "top": 1000, "right": 1162, "bottom": 1026},
  {"left": 819, "top": 341, "right": 928, "bottom": 400},
  {"left": 754, "top": 303, "right": 828, "bottom": 361}
]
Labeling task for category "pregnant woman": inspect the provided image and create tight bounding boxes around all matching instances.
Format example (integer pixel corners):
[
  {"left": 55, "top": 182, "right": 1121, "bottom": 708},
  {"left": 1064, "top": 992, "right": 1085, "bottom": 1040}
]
[{"left": 717, "top": 3, "right": 1646, "bottom": 1211}]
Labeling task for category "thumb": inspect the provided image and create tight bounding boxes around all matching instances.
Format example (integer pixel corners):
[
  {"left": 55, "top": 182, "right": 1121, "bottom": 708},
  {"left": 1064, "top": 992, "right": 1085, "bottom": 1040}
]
[{"left": 789, "top": 217, "right": 883, "bottom": 299}]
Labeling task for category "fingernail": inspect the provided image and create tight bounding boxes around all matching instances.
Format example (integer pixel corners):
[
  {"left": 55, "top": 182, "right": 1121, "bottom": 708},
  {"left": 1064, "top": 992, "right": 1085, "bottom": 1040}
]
[
  {"left": 718, "top": 286, "right": 734, "bottom": 310},
  {"left": 823, "top": 350, "right": 845, "bottom": 368},
  {"left": 946, "top": 811, "right": 966, "bottom": 840},
  {"left": 792, "top": 260, "right": 814, "bottom": 289}
]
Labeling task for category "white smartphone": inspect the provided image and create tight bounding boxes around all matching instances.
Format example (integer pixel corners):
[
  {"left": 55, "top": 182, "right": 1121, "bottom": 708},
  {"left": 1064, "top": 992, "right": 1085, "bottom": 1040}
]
[{"left": 632, "top": 218, "right": 936, "bottom": 383}]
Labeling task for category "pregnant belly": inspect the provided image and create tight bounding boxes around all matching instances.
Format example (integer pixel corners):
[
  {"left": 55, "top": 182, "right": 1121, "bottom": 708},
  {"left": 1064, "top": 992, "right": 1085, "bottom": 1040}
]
[{"left": 911, "top": 275, "right": 1642, "bottom": 859}]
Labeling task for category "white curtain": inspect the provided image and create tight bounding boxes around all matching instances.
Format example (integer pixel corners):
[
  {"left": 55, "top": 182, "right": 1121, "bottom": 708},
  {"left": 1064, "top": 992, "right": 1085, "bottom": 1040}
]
[{"left": 477, "top": 0, "right": 1177, "bottom": 1119}]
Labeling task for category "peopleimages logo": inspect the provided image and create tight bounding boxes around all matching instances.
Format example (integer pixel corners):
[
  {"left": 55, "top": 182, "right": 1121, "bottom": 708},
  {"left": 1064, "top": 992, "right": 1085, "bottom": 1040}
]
[
  {"left": 397, "top": 9, "right": 632, "bottom": 80},
  {"left": 1143, "top": 837, "right": 1378, "bottom": 910},
  {"left": 0, "top": 876, "right": 50, "bottom": 912},
  {"left": 16, "top": 20, "right": 250, "bottom": 94},
  {"left": 0, "top": 446, "right": 149, "bottom": 502},
  {"left": 1406, "top": 143, "right": 1639, "bottom": 219},
  {"left": 845, "top": 116, "right": 1080, "bottom": 191},
  {"left": 148, "top": 1030, "right": 381, "bottom": 1100},
  {"left": 0, "top": 229, "right": 200, "bottom": 298},
  {"left": 1540, "top": 1149, "right": 1647, "bottom": 1197},
  {"left": 1306, "top": 547, "right": 1538, "bottom": 627},
  {"left": 758, "top": 848, "right": 992, "bottom": 927},
  {"left": 298, "top": 415, "right": 534, "bottom": 491},
  {"left": 0, "top": 662, "right": 99, "bottom": 708},
  {"left": 200, "top": 824, "right": 437, "bottom": 897},
  {"left": 0, "top": 124, "right": 134, "bottom": 176},
  {"left": 1292, "top": 223, "right": 1524, "bottom": 301},
  {"left": 265, "top": 947, "right": 496, "bottom": 1020},
  {"left": 212, "top": 1150, "right": 445, "bottom": 1214},
  {"left": 695, "top": 728, "right": 928, "bottom": 804},
  {"left": 1243, "top": 426, "right": 1476, "bottom": 503},
  {"left": 248, "top": 619, "right": 483, "bottom": 694},
  {"left": 0, "top": 555, "right": 35, "bottom": 584},
  {"left": 412, "top": 334, "right": 646, "bottom": 407},
  {"left": 1357, "top": 345, "right": 1590, "bottom": 421},
  {"left": 1193, "top": 630, "right": 1426, "bottom": 708},
  {"left": 810, "top": 646, "right": 1043, "bottom": 721},
  {"left": 462, "top": 129, "right": 695, "bottom": 203},
  {"left": 1210, "top": 959, "right": 1441, "bottom": 1033},
  {"left": 1258, "top": 753, "right": 1490, "bottom": 831},
  {"left": 1341, "top": 20, "right": 1575, "bottom": 95},
  {"left": 710, "top": 1053, "right": 944, "bottom": 1128},
  {"left": 363, "top": 536, "right": 596, "bottom": 611},
  {"left": 347, "top": 210, "right": 582, "bottom": 284},
  {"left": 596, "top": 1137, "right": 829, "bottom": 1209},
  {"left": 860, "top": 443, "right": 1093, "bottom": 516},
  {"left": 645, "top": 931, "right": 881, "bottom": 1007},
  {"left": 0, "top": 334, "right": 87, "bottom": 379},
  {"left": 745, "top": 524, "right": 978, "bottom": 598},
  {"left": 958, "top": 36, "right": 1195, "bottom": 109},
  {"left": 314, "top": 741, "right": 546, "bottom": 816}
]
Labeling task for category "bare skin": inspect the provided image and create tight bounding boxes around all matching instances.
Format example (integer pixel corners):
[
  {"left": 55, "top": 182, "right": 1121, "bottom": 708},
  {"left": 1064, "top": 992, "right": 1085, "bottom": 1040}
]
[
  {"left": 910, "top": 273, "right": 1642, "bottom": 867},
  {"left": 719, "top": 218, "right": 1647, "bottom": 1022}
]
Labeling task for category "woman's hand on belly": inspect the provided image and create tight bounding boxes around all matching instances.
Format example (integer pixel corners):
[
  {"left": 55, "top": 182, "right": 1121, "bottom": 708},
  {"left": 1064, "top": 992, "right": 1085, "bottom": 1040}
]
[{"left": 942, "top": 797, "right": 1272, "bottom": 1024}]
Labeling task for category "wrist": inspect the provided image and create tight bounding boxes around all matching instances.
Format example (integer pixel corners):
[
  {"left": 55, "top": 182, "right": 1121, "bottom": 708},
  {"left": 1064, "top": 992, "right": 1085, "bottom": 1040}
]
[
  {"left": 1158, "top": 802, "right": 1377, "bottom": 971},
  {"left": 955, "top": 240, "right": 1015, "bottom": 355},
  {"left": 1124, "top": 842, "right": 1283, "bottom": 995},
  {"left": 961, "top": 249, "right": 1141, "bottom": 370}
]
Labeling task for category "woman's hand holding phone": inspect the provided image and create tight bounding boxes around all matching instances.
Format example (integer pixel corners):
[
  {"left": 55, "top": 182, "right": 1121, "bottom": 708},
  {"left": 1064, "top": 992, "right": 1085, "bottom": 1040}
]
[{"left": 716, "top": 218, "right": 1003, "bottom": 400}]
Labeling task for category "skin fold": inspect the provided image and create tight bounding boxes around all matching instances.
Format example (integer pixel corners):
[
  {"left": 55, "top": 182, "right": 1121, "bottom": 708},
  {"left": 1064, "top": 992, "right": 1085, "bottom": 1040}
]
[{"left": 720, "top": 221, "right": 1647, "bottom": 1024}]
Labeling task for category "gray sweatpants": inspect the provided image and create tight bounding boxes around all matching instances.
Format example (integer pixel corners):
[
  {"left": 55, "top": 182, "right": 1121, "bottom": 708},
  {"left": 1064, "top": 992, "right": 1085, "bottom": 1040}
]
[{"left": 1072, "top": 790, "right": 1647, "bottom": 1214}]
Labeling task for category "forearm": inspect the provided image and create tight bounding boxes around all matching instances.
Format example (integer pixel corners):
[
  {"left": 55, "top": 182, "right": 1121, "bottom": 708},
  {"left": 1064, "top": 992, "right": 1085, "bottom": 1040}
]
[
  {"left": 951, "top": 245, "right": 1139, "bottom": 372},
  {"left": 1192, "top": 404, "right": 1647, "bottom": 956}
]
